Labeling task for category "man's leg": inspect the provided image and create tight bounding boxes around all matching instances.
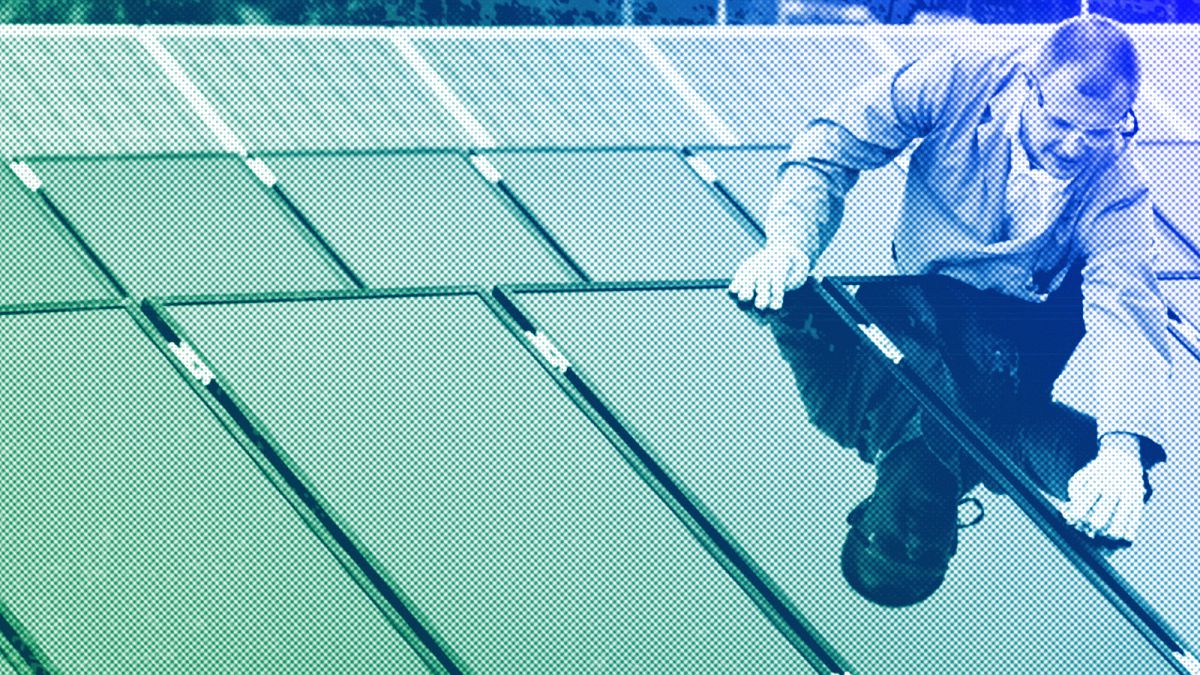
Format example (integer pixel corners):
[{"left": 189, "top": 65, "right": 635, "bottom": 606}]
[{"left": 763, "top": 282, "right": 932, "bottom": 470}]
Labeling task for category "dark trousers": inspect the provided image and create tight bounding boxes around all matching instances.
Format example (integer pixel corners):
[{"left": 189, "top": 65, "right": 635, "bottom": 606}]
[{"left": 764, "top": 269, "right": 1163, "bottom": 501}]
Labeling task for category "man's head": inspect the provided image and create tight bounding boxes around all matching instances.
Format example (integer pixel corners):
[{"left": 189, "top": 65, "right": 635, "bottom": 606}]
[
  {"left": 840, "top": 440, "right": 962, "bottom": 607},
  {"left": 1021, "top": 14, "right": 1140, "bottom": 180}
]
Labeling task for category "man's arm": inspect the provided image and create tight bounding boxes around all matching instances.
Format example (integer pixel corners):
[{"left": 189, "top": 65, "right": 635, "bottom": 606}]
[
  {"left": 1057, "top": 181, "right": 1173, "bottom": 542},
  {"left": 732, "top": 47, "right": 986, "bottom": 309},
  {"left": 1067, "top": 186, "right": 1173, "bottom": 443},
  {"left": 768, "top": 47, "right": 977, "bottom": 259}
]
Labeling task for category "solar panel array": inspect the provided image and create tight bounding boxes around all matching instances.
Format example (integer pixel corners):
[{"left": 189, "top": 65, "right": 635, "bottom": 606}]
[{"left": 3, "top": 23, "right": 1199, "bottom": 674}]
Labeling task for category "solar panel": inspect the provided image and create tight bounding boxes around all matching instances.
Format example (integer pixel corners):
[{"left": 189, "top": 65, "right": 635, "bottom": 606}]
[
  {"left": 157, "top": 291, "right": 812, "bottom": 673},
  {"left": 484, "top": 149, "right": 760, "bottom": 281},
  {"left": 653, "top": 35, "right": 886, "bottom": 145},
  {"left": 30, "top": 156, "right": 352, "bottom": 298},
  {"left": 160, "top": 35, "right": 470, "bottom": 151},
  {"left": 506, "top": 284, "right": 1175, "bottom": 673},
  {"left": 696, "top": 146, "right": 903, "bottom": 276},
  {"left": 264, "top": 151, "right": 580, "bottom": 287},
  {"left": 840, "top": 275, "right": 1200, "bottom": 661},
  {"left": 1154, "top": 215, "right": 1199, "bottom": 274},
  {"left": 0, "top": 170, "right": 111, "bottom": 306},
  {"left": 414, "top": 37, "right": 718, "bottom": 147},
  {"left": 880, "top": 31, "right": 954, "bottom": 64},
  {"left": 0, "top": 307, "right": 427, "bottom": 674},
  {"left": 1135, "top": 35, "right": 1200, "bottom": 142},
  {"left": 1161, "top": 278, "right": 1200, "bottom": 327},
  {"left": 1104, "top": 307, "right": 1200, "bottom": 657},
  {"left": 0, "top": 34, "right": 219, "bottom": 157},
  {"left": 1137, "top": 144, "right": 1200, "bottom": 258}
]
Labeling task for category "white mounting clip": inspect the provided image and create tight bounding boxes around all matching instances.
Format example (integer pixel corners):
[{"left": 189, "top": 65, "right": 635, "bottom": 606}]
[
  {"left": 524, "top": 330, "right": 570, "bottom": 374},
  {"left": 168, "top": 340, "right": 215, "bottom": 386},
  {"left": 9, "top": 162, "right": 42, "bottom": 191},
  {"left": 858, "top": 323, "right": 904, "bottom": 364},
  {"left": 469, "top": 154, "right": 502, "bottom": 184},
  {"left": 684, "top": 154, "right": 718, "bottom": 184},
  {"left": 245, "top": 157, "right": 278, "bottom": 187},
  {"left": 1177, "top": 650, "right": 1200, "bottom": 675}
]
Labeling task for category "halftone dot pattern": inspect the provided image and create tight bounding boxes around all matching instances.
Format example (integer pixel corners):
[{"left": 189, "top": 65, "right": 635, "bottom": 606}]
[
  {"left": 29, "top": 155, "right": 353, "bottom": 299},
  {"left": 0, "top": 169, "right": 112, "bottom": 305},
  {"left": 513, "top": 286, "right": 1178, "bottom": 673},
  {"left": 415, "top": 36, "right": 719, "bottom": 147},
  {"left": 162, "top": 294, "right": 811, "bottom": 674},
  {"left": 0, "top": 34, "right": 220, "bottom": 157},
  {"left": 1129, "top": 28, "right": 1200, "bottom": 141},
  {"left": 698, "top": 146, "right": 904, "bottom": 275},
  {"left": 1119, "top": 279, "right": 1200, "bottom": 648},
  {"left": 0, "top": 309, "right": 428, "bottom": 673},
  {"left": 263, "top": 150, "right": 580, "bottom": 287},
  {"left": 1135, "top": 143, "right": 1200, "bottom": 269},
  {"left": 653, "top": 34, "right": 885, "bottom": 145},
  {"left": 1, "top": 21, "right": 1197, "bottom": 674},
  {"left": 160, "top": 35, "right": 472, "bottom": 151},
  {"left": 484, "top": 148, "right": 761, "bottom": 281}
]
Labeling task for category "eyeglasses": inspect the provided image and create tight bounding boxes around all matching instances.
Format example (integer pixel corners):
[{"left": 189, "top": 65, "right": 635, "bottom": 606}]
[{"left": 1028, "top": 77, "right": 1138, "bottom": 142}]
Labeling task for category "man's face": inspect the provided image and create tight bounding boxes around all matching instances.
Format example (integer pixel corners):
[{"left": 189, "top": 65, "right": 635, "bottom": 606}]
[{"left": 1021, "top": 62, "right": 1135, "bottom": 181}]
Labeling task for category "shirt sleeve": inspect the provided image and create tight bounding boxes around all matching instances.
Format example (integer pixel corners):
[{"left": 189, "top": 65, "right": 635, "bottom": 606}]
[
  {"left": 767, "top": 47, "right": 982, "bottom": 260},
  {"left": 1054, "top": 183, "right": 1174, "bottom": 447}
]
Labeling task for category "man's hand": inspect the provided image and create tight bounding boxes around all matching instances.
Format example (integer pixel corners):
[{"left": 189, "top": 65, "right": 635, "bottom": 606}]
[
  {"left": 1062, "top": 434, "right": 1145, "bottom": 543},
  {"left": 727, "top": 242, "right": 812, "bottom": 311}
]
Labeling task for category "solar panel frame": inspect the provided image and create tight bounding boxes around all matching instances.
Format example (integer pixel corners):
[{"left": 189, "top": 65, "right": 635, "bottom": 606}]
[
  {"left": 505, "top": 281, "right": 850, "bottom": 673},
  {"left": 0, "top": 302, "right": 437, "bottom": 674},
  {"left": 157, "top": 33, "right": 472, "bottom": 153},
  {"left": 650, "top": 33, "right": 888, "bottom": 146},
  {"left": 818, "top": 274, "right": 1195, "bottom": 672},
  {"left": 146, "top": 283, "right": 820, "bottom": 674},
  {"left": 141, "top": 289, "right": 475, "bottom": 675},
  {"left": 28, "top": 152, "right": 356, "bottom": 300},
  {"left": 497, "top": 277, "right": 1188, "bottom": 674},
  {"left": 0, "top": 168, "right": 119, "bottom": 305},
  {"left": 413, "top": 35, "right": 720, "bottom": 148},
  {"left": 481, "top": 145, "right": 764, "bottom": 283},
  {"left": 1156, "top": 274, "right": 1200, "bottom": 364},
  {"left": 0, "top": 32, "right": 220, "bottom": 158},
  {"left": 257, "top": 147, "right": 587, "bottom": 287}
]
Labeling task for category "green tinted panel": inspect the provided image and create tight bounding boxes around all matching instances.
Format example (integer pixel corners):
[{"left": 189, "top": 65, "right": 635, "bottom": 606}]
[
  {"left": 513, "top": 287, "right": 1172, "bottom": 673},
  {"left": 655, "top": 36, "right": 885, "bottom": 145},
  {"left": 162, "top": 36, "right": 468, "bottom": 151},
  {"left": 267, "top": 152, "right": 577, "bottom": 287},
  {"left": 0, "top": 35, "right": 217, "bottom": 156},
  {"left": 0, "top": 172, "right": 110, "bottom": 305},
  {"left": 416, "top": 38, "right": 717, "bottom": 147},
  {"left": 0, "top": 309, "right": 425, "bottom": 674},
  {"left": 695, "top": 147, "right": 788, "bottom": 225},
  {"left": 486, "top": 150, "right": 759, "bottom": 281},
  {"left": 164, "top": 295, "right": 810, "bottom": 674},
  {"left": 698, "top": 147, "right": 903, "bottom": 276},
  {"left": 30, "top": 156, "right": 350, "bottom": 298},
  {"left": 1138, "top": 145, "right": 1200, "bottom": 261}
]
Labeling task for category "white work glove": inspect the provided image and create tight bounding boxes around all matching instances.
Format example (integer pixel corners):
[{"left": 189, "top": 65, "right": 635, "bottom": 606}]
[
  {"left": 1062, "top": 434, "right": 1145, "bottom": 543},
  {"left": 727, "top": 242, "right": 812, "bottom": 311}
]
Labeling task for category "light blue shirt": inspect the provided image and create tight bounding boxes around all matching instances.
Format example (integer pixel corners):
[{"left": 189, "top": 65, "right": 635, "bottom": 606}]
[{"left": 772, "top": 44, "right": 1172, "bottom": 446}]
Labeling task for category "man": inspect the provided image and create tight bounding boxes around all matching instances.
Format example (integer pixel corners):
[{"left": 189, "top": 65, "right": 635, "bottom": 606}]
[{"left": 729, "top": 15, "right": 1172, "bottom": 557}]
